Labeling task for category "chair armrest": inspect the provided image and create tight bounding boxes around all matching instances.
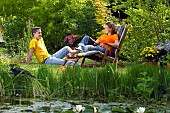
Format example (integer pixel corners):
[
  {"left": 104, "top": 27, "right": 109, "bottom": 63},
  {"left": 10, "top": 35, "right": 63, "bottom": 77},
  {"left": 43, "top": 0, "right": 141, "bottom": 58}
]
[{"left": 101, "top": 43, "right": 120, "bottom": 50}]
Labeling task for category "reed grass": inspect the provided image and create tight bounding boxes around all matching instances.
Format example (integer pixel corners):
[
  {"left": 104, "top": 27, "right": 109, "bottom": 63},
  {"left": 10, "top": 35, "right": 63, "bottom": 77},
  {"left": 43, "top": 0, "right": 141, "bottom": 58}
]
[{"left": 0, "top": 61, "right": 170, "bottom": 102}]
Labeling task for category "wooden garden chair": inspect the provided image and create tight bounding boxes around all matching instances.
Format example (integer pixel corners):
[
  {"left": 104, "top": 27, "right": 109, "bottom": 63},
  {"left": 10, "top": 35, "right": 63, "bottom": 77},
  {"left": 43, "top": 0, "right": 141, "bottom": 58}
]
[{"left": 63, "top": 25, "right": 128, "bottom": 67}]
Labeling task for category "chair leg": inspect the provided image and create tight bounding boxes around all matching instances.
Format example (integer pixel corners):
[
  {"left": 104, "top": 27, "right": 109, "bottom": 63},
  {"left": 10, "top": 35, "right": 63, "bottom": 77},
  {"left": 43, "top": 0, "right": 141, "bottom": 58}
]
[
  {"left": 63, "top": 60, "right": 67, "bottom": 66},
  {"left": 115, "top": 58, "right": 118, "bottom": 64},
  {"left": 81, "top": 57, "right": 86, "bottom": 67},
  {"left": 101, "top": 56, "right": 106, "bottom": 66},
  {"left": 72, "top": 58, "right": 79, "bottom": 68}
]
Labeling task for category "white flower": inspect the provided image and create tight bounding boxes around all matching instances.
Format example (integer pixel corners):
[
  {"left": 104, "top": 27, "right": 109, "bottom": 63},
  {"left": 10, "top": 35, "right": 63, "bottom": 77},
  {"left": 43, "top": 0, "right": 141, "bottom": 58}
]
[
  {"left": 136, "top": 107, "right": 145, "bottom": 113},
  {"left": 94, "top": 107, "right": 98, "bottom": 113},
  {"left": 76, "top": 105, "right": 84, "bottom": 113}
]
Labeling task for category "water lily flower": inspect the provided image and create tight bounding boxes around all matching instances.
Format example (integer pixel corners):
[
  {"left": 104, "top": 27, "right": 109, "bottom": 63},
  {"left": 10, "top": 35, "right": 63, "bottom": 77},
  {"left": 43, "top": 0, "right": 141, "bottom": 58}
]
[
  {"left": 76, "top": 105, "right": 84, "bottom": 113},
  {"left": 136, "top": 107, "right": 145, "bottom": 113},
  {"left": 94, "top": 107, "right": 98, "bottom": 113}
]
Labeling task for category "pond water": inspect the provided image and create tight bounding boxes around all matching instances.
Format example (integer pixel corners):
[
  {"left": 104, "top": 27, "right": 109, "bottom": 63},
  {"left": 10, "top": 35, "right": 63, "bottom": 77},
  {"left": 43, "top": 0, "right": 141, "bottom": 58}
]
[{"left": 0, "top": 97, "right": 170, "bottom": 113}]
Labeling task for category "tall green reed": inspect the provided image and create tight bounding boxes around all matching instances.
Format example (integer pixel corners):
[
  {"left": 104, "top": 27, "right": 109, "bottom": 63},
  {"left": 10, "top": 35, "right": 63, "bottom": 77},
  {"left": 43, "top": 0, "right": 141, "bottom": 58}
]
[
  {"left": 52, "top": 64, "right": 119, "bottom": 99},
  {"left": 0, "top": 62, "right": 50, "bottom": 97},
  {"left": 1, "top": 62, "right": 169, "bottom": 102},
  {"left": 51, "top": 63, "right": 170, "bottom": 102},
  {"left": 122, "top": 64, "right": 170, "bottom": 101},
  {"left": 0, "top": 60, "right": 12, "bottom": 96},
  {"left": 10, "top": 70, "right": 49, "bottom": 98}
]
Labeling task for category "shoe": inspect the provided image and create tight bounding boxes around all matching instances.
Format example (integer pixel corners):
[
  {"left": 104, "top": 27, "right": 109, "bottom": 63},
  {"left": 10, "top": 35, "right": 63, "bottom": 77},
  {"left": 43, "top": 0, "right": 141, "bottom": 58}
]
[
  {"left": 75, "top": 46, "right": 83, "bottom": 51},
  {"left": 56, "top": 66, "right": 67, "bottom": 70}
]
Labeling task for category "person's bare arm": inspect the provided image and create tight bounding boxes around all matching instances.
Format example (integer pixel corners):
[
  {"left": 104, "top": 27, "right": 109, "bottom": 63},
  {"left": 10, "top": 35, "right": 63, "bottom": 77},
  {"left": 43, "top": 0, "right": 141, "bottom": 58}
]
[
  {"left": 108, "top": 40, "right": 119, "bottom": 47},
  {"left": 93, "top": 38, "right": 100, "bottom": 45},
  {"left": 26, "top": 48, "right": 34, "bottom": 64},
  {"left": 88, "top": 37, "right": 100, "bottom": 45},
  {"left": 100, "top": 40, "right": 119, "bottom": 48}
]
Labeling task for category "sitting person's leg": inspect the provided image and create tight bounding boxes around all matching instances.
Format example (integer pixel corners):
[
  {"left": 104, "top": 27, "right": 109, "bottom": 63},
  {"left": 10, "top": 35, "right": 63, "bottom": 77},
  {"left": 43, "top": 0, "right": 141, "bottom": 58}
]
[
  {"left": 44, "top": 56, "right": 76, "bottom": 65},
  {"left": 76, "top": 35, "right": 95, "bottom": 52},
  {"left": 83, "top": 45, "right": 106, "bottom": 53},
  {"left": 44, "top": 46, "right": 80, "bottom": 65},
  {"left": 78, "top": 35, "right": 95, "bottom": 46},
  {"left": 52, "top": 46, "right": 79, "bottom": 58}
]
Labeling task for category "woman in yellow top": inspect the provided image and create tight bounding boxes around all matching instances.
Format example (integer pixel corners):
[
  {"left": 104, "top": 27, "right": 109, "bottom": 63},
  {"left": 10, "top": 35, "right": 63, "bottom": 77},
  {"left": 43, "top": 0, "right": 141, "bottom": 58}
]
[
  {"left": 76, "top": 21, "right": 119, "bottom": 56},
  {"left": 26, "top": 27, "right": 79, "bottom": 65}
]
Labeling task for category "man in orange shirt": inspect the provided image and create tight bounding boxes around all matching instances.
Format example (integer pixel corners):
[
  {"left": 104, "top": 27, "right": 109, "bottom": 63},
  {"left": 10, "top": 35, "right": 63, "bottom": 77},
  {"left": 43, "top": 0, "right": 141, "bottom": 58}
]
[{"left": 76, "top": 22, "right": 119, "bottom": 55}]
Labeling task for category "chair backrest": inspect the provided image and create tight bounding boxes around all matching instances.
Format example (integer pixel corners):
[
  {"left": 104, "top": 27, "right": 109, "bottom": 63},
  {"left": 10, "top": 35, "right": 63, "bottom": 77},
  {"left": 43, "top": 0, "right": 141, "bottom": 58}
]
[
  {"left": 0, "top": 32, "right": 4, "bottom": 43},
  {"left": 113, "top": 25, "right": 128, "bottom": 60}
]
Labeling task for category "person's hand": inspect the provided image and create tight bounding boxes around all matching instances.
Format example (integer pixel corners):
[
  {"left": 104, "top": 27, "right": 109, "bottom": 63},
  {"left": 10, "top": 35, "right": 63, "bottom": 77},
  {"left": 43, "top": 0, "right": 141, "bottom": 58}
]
[
  {"left": 99, "top": 43, "right": 105, "bottom": 47},
  {"left": 94, "top": 42, "right": 98, "bottom": 45}
]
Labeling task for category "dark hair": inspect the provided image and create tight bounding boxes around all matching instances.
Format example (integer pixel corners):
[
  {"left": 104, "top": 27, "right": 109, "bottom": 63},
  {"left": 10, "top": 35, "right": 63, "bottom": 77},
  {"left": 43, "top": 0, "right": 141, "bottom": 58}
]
[
  {"left": 105, "top": 21, "right": 116, "bottom": 35},
  {"left": 31, "top": 27, "right": 41, "bottom": 36}
]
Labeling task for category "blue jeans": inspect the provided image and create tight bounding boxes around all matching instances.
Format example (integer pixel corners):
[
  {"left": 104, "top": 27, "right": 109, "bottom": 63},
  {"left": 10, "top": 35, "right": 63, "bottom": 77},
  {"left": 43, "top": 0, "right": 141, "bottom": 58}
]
[
  {"left": 44, "top": 46, "right": 79, "bottom": 65},
  {"left": 78, "top": 35, "right": 106, "bottom": 53}
]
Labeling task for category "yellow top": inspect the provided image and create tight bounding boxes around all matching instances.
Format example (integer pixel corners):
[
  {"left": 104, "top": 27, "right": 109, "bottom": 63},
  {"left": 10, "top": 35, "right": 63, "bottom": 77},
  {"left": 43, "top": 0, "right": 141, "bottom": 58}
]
[{"left": 29, "top": 37, "right": 51, "bottom": 63}]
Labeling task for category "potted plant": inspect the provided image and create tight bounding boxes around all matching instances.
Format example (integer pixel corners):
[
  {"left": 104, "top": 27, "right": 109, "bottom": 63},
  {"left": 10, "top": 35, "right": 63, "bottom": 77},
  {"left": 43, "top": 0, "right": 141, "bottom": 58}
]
[{"left": 140, "top": 47, "right": 159, "bottom": 65}]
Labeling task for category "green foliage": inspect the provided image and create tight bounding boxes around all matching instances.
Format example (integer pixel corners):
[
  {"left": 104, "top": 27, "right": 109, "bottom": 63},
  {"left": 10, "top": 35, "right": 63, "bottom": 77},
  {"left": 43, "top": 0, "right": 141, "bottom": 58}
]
[
  {"left": 0, "top": 60, "right": 12, "bottom": 96},
  {"left": 2, "top": 16, "right": 31, "bottom": 56},
  {"left": 162, "top": 52, "right": 170, "bottom": 66},
  {"left": 0, "top": 0, "right": 36, "bottom": 56},
  {"left": 111, "top": 0, "right": 170, "bottom": 61},
  {"left": 0, "top": 0, "right": 103, "bottom": 53},
  {"left": 0, "top": 0, "right": 38, "bottom": 17},
  {"left": 0, "top": 61, "right": 49, "bottom": 97},
  {"left": 1, "top": 0, "right": 170, "bottom": 103},
  {"left": 31, "top": 0, "right": 102, "bottom": 51},
  {"left": 135, "top": 76, "right": 154, "bottom": 98},
  {"left": 1, "top": 0, "right": 170, "bottom": 62},
  {"left": 32, "top": 63, "right": 170, "bottom": 102}
]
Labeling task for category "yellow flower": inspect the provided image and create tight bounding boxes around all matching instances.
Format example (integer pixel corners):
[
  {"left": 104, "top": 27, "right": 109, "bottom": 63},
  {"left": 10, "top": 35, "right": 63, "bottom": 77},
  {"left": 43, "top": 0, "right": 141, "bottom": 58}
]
[
  {"left": 148, "top": 54, "right": 151, "bottom": 56},
  {"left": 149, "top": 50, "right": 154, "bottom": 53}
]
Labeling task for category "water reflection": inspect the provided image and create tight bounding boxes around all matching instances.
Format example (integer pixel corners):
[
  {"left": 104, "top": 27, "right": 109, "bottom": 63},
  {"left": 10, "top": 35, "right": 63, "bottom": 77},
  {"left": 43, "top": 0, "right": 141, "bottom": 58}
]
[{"left": 0, "top": 97, "right": 169, "bottom": 113}]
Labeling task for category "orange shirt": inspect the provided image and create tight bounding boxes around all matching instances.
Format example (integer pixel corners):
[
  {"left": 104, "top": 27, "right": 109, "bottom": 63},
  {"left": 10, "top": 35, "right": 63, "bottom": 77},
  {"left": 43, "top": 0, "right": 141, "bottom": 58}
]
[
  {"left": 98, "top": 34, "right": 118, "bottom": 54},
  {"left": 29, "top": 38, "right": 51, "bottom": 63}
]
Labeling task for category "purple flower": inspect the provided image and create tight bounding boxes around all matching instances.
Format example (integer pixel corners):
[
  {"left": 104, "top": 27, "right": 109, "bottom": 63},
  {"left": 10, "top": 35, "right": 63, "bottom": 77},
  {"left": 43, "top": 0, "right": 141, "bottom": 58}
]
[{"left": 64, "top": 35, "right": 75, "bottom": 45}]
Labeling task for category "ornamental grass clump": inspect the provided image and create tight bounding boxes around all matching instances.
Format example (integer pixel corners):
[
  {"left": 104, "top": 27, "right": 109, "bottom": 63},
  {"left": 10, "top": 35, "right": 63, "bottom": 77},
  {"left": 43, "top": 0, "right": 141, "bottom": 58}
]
[{"left": 140, "top": 47, "right": 159, "bottom": 62}]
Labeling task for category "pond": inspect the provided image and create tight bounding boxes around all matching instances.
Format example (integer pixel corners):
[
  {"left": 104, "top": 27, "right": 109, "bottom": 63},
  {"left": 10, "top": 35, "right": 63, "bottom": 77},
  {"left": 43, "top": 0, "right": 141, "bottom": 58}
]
[{"left": 0, "top": 97, "right": 169, "bottom": 113}]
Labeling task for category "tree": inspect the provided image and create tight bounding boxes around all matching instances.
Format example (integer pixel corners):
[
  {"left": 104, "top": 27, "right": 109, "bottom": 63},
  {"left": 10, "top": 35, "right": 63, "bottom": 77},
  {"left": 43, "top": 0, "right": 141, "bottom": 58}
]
[
  {"left": 0, "top": 0, "right": 103, "bottom": 53},
  {"left": 111, "top": 0, "right": 170, "bottom": 61}
]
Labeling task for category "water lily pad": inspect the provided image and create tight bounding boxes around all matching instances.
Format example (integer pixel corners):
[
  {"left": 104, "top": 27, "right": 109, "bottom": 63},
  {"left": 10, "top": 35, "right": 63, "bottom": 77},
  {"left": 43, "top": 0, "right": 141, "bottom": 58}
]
[
  {"left": 63, "top": 110, "right": 74, "bottom": 113},
  {"left": 125, "top": 106, "right": 134, "bottom": 113},
  {"left": 112, "top": 107, "right": 125, "bottom": 113},
  {"left": 54, "top": 109, "right": 62, "bottom": 113}
]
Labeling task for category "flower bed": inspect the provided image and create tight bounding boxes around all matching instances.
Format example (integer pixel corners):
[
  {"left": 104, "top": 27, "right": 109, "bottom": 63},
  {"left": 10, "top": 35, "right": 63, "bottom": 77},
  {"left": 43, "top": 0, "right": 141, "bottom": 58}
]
[{"left": 140, "top": 47, "right": 159, "bottom": 62}]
